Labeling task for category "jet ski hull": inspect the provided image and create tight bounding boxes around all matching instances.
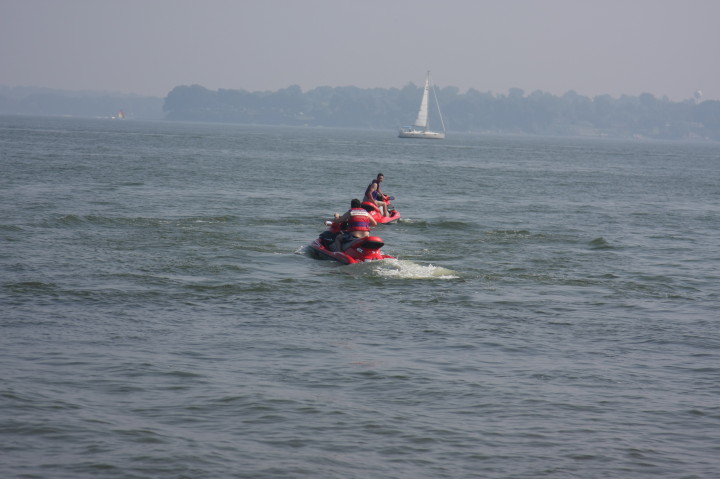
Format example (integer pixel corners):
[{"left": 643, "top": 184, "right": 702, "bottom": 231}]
[
  {"left": 362, "top": 201, "right": 401, "bottom": 224},
  {"left": 309, "top": 231, "right": 393, "bottom": 264}
]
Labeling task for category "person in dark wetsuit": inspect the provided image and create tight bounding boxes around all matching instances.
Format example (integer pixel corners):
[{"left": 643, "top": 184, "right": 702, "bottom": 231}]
[
  {"left": 332, "top": 198, "right": 378, "bottom": 251},
  {"left": 364, "top": 173, "right": 389, "bottom": 217}
]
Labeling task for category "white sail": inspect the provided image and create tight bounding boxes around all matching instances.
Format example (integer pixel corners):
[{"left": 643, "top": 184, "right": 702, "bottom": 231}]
[{"left": 413, "top": 77, "right": 430, "bottom": 128}]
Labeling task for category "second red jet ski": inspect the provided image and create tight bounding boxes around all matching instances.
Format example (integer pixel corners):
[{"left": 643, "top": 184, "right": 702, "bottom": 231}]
[{"left": 362, "top": 195, "right": 401, "bottom": 224}]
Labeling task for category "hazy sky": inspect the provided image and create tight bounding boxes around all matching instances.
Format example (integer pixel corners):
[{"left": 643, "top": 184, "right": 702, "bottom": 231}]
[{"left": 2, "top": 0, "right": 718, "bottom": 101}]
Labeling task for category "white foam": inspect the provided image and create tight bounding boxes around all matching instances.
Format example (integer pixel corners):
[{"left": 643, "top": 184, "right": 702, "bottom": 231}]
[{"left": 370, "top": 258, "right": 460, "bottom": 279}]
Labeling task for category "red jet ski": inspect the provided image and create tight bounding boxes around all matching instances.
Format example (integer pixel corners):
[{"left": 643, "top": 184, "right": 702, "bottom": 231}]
[
  {"left": 362, "top": 195, "right": 401, "bottom": 224},
  {"left": 309, "top": 221, "right": 394, "bottom": 264}
]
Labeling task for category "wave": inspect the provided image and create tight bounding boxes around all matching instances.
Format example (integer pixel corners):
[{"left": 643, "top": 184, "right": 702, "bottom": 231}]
[
  {"left": 397, "top": 218, "right": 480, "bottom": 232},
  {"left": 428, "top": 220, "right": 474, "bottom": 231},
  {"left": 484, "top": 229, "right": 534, "bottom": 238},
  {"left": 6, "top": 281, "right": 58, "bottom": 293},
  {"left": 47, "top": 214, "right": 237, "bottom": 228},
  {"left": 589, "top": 237, "right": 614, "bottom": 249}
]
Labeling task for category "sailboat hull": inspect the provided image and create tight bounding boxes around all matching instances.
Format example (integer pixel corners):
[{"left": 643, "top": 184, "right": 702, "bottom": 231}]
[{"left": 398, "top": 128, "right": 445, "bottom": 139}]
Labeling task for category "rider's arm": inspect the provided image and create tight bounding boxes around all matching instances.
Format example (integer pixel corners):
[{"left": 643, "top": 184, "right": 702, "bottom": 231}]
[
  {"left": 334, "top": 211, "right": 350, "bottom": 223},
  {"left": 364, "top": 183, "right": 376, "bottom": 201}
]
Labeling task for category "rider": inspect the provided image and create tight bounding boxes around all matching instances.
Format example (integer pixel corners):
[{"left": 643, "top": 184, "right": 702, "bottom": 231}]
[
  {"left": 333, "top": 198, "right": 378, "bottom": 251},
  {"left": 364, "top": 173, "right": 389, "bottom": 217}
]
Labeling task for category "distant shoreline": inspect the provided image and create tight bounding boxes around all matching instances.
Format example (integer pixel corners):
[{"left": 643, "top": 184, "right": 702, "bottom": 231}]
[{"left": 2, "top": 84, "right": 719, "bottom": 141}]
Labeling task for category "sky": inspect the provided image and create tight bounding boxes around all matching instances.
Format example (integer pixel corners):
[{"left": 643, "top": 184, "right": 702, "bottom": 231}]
[{"left": 1, "top": 0, "right": 719, "bottom": 101}]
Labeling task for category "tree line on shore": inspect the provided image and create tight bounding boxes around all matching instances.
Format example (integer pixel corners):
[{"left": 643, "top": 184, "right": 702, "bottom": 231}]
[{"left": 163, "top": 84, "right": 720, "bottom": 140}]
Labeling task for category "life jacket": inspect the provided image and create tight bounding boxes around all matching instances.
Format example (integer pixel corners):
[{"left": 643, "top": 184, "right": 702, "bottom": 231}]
[
  {"left": 347, "top": 208, "right": 370, "bottom": 232},
  {"left": 366, "top": 179, "right": 384, "bottom": 201}
]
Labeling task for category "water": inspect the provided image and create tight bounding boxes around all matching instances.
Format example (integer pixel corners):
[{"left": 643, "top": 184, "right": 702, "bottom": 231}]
[{"left": 2, "top": 116, "right": 719, "bottom": 478}]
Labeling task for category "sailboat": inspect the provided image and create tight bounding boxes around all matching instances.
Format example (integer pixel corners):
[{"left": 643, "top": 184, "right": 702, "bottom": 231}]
[{"left": 398, "top": 71, "right": 446, "bottom": 139}]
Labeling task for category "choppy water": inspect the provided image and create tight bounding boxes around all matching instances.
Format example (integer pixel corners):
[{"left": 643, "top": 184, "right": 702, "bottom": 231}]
[{"left": 2, "top": 115, "right": 719, "bottom": 478}]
